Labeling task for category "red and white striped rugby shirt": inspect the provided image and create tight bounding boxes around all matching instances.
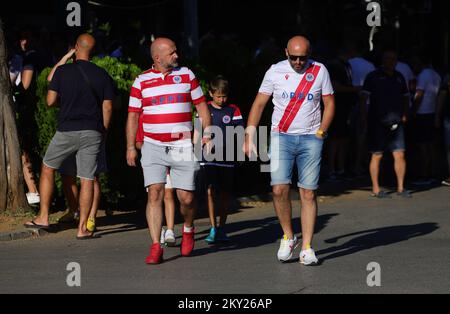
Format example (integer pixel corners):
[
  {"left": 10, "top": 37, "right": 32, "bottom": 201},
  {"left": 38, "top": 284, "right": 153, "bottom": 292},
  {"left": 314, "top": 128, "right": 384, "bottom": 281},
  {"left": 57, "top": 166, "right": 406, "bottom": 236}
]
[{"left": 129, "top": 67, "right": 206, "bottom": 147}]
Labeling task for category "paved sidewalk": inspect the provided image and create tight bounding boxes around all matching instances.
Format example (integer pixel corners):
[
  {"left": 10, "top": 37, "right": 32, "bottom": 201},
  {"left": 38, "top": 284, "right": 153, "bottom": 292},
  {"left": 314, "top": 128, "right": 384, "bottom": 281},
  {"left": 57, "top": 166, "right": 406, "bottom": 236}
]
[{"left": 0, "top": 186, "right": 449, "bottom": 294}]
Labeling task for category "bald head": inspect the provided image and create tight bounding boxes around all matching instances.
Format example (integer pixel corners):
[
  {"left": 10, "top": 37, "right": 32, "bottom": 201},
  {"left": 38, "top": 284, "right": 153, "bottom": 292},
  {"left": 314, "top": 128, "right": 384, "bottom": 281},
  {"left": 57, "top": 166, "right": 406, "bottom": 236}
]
[
  {"left": 150, "top": 37, "right": 179, "bottom": 72},
  {"left": 151, "top": 38, "right": 176, "bottom": 60},
  {"left": 286, "top": 36, "right": 311, "bottom": 73},
  {"left": 287, "top": 36, "right": 311, "bottom": 55},
  {"left": 76, "top": 33, "right": 95, "bottom": 53}
]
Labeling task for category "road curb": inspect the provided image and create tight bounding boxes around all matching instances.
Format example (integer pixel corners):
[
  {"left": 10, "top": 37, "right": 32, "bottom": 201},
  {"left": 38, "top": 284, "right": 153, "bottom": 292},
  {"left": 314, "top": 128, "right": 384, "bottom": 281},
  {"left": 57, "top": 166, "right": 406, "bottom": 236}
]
[{"left": 0, "top": 228, "right": 49, "bottom": 242}]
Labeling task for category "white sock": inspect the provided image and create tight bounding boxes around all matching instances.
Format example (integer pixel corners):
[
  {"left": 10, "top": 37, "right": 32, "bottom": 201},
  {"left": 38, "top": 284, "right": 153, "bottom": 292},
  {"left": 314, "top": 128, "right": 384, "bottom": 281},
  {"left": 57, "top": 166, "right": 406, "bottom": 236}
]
[{"left": 183, "top": 225, "right": 193, "bottom": 233}]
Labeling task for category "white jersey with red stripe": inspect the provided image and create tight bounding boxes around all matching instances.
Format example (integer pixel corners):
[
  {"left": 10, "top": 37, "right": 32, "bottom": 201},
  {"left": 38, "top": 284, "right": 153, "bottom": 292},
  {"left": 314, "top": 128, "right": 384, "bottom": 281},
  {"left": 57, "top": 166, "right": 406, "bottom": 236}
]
[
  {"left": 128, "top": 67, "right": 205, "bottom": 147},
  {"left": 259, "top": 59, "right": 334, "bottom": 135}
]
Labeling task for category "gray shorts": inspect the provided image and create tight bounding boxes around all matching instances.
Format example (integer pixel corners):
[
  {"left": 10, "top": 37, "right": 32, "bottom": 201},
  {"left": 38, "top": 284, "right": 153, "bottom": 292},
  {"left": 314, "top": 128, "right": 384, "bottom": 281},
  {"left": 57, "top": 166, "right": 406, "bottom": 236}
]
[
  {"left": 43, "top": 131, "right": 102, "bottom": 181},
  {"left": 141, "top": 142, "right": 200, "bottom": 191},
  {"left": 59, "top": 140, "right": 107, "bottom": 177}
]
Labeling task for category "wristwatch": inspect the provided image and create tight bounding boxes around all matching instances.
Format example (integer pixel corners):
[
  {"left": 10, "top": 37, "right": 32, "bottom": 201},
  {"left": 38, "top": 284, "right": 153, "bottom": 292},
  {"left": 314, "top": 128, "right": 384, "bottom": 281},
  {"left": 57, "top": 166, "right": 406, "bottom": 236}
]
[{"left": 316, "top": 130, "right": 328, "bottom": 139}]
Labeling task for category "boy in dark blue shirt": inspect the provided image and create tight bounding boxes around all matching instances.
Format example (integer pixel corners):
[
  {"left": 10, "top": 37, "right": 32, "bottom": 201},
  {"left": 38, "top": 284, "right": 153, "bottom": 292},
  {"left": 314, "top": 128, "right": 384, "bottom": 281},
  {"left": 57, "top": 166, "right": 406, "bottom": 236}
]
[{"left": 197, "top": 76, "right": 244, "bottom": 243}]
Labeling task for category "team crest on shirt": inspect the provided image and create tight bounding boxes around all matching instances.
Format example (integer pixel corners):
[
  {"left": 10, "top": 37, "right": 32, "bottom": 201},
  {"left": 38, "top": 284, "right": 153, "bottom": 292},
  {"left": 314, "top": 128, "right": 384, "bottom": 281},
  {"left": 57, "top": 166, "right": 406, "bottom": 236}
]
[
  {"left": 285, "top": 74, "right": 290, "bottom": 80},
  {"left": 306, "top": 73, "right": 315, "bottom": 82},
  {"left": 173, "top": 76, "right": 182, "bottom": 84},
  {"left": 223, "top": 115, "right": 231, "bottom": 124}
]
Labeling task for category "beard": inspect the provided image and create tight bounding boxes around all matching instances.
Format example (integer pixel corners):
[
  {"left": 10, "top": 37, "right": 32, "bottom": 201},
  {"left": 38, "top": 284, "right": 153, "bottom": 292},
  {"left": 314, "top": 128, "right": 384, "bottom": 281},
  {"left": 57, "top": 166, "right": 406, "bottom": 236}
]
[
  {"left": 289, "top": 61, "right": 306, "bottom": 73},
  {"left": 163, "top": 60, "right": 179, "bottom": 69}
]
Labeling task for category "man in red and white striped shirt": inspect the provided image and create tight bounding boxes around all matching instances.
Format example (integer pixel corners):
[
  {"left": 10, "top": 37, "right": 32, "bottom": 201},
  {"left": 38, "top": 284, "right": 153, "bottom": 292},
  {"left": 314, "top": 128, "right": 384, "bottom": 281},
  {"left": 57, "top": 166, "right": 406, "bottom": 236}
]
[{"left": 126, "top": 38, "right": 212, "bottom": 265}]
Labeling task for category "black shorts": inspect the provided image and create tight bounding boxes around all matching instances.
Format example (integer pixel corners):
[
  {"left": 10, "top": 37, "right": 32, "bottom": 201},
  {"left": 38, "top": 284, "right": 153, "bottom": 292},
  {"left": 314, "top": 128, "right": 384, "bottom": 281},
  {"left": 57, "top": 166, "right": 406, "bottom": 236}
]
[
  {"left": 199, "top": 164, "right": 235, "bottom": 193},
  {"left": 412, "top": 114, "right": 435, "bottom": 143}
]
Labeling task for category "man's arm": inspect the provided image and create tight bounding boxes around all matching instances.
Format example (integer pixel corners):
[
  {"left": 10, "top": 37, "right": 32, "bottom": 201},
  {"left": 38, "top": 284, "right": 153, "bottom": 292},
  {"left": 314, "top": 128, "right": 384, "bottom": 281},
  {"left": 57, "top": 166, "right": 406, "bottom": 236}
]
[
  {"left": 45, "top": 49, "right": 77, "bottom": 107},
  {"left": 319, "top": 95, "right": 335, "bottom": 135},
  {"left": 402, "top": 95, "right": 410, "bottom": 123},
  {"left": 195, "top": 101, "right": 212, "bottom": 134},
  {"left": 412, "top": 90, "right": 424, "bottom": 117},
  {"left": 47, "top": 49, "right": 76, "bottom": 82},
  {"left": 46, "top": 90, "right": 58, "bottom": 107},
  {"left": 244, "top": 93, "right": 271, "bottom": 157},
  {"left": 21, "top": 69, "right": 33, "bottom": 90},
  {"left": 102, "top": 100, "right": 113, "bottom": 131},
  {"left": 126, "top": 112, "right": 139, "bottom": 167}
]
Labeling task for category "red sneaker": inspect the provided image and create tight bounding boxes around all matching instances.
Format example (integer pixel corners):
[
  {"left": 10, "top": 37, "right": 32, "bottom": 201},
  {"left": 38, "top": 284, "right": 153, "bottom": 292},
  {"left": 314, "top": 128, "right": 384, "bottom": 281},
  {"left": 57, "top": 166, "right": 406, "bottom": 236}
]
[
  {"left": 181, "top": 227, "right": 195, "bottom": 257},
  {"left": 145, "top": 243, "right": 163, "bottom": 265}
]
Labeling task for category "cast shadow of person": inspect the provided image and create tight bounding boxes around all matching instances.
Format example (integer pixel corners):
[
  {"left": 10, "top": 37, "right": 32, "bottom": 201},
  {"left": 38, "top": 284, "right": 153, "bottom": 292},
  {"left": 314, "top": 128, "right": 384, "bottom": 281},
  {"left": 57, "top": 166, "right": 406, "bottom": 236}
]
[
  {"left": 190, "top": 213, "right": 339, "bottom": 257},
  {"left": 316, "top": 223, "right": 439, "bottom": 264}
]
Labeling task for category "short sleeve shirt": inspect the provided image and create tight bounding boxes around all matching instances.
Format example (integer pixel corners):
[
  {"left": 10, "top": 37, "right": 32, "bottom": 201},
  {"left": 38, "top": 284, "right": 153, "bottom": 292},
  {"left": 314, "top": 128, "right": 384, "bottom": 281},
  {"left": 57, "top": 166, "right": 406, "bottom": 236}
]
[
  {"left": 362, "top": 69, "right": 409, "bottom": 124},
  {"left": 416, "top": 68, "right": 442, "bottom": 115},
  {"left": 259, "top": 59, "right": 334, "bottom": 135},
  {"left": 49, "top": 60, "right": 115, "bottom": 132}
]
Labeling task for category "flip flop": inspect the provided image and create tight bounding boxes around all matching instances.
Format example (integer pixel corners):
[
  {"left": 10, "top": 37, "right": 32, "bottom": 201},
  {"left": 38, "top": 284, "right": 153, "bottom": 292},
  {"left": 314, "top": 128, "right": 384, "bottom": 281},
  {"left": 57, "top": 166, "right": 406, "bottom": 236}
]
[
  {"left": 370, "top": 191, "right": 392, "bottom": 199},
  {"left": 24, "top": 221, "right": 50, "bottom": 230},
  {"left": 76, "top": 233, "right": 98, "bottom": 240},
  {"left": 397, "top": 190, "right": 412, "bottom": 198}
]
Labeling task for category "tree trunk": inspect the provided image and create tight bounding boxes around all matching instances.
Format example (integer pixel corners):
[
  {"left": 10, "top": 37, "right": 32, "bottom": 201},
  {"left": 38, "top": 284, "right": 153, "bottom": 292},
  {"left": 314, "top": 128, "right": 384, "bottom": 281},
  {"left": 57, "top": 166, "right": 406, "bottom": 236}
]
[{"left": 0, "top": 18, "right": 30, "bottom": 213}]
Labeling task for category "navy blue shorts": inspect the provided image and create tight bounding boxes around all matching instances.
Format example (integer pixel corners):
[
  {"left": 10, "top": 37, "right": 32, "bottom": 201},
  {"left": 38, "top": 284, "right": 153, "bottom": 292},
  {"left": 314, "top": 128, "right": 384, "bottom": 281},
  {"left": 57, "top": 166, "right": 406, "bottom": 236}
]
[{"left": 368, "top": 123, "right": 406, "bottom": 155}]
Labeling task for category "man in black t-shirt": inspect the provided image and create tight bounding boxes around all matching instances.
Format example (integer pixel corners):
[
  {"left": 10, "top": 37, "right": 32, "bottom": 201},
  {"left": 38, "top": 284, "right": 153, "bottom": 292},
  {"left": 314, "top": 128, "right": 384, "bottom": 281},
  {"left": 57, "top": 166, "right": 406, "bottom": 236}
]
[
  {"left": 360, "top": 50, "right": 411, "bottom": 198},
  {"left": 25, "top": 34, "right": 114, "bottom": 240}
]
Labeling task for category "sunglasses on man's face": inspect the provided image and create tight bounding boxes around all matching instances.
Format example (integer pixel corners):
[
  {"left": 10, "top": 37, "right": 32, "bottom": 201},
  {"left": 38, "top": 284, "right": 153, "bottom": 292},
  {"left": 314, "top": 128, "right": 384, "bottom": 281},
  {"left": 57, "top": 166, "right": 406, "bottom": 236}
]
[{"left": 288, "top": 54, "right": 309, "bottom": 62}]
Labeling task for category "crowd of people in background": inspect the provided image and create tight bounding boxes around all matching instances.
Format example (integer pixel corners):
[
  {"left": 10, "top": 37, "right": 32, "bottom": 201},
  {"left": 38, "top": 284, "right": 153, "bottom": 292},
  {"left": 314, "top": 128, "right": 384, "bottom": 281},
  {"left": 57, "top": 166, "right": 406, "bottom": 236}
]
[{"left": 5, "top": 28, "right": 450, "bottom": 253}]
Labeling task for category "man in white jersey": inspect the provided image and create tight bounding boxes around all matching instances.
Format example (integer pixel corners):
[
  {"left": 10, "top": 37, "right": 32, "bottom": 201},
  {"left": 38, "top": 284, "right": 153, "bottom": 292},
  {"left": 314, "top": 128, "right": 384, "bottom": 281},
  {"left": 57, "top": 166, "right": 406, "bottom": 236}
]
[
  {"left": 244, "top": 36, "right": 335, "bottom": 266},
  {"left": 126, "top": 38, "right": 212, "bottom": 265}
]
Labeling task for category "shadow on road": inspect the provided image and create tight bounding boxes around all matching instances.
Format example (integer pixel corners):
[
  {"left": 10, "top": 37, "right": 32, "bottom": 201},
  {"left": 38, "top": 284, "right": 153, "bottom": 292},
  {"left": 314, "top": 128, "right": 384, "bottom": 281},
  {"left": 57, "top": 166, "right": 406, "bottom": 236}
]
[
  {"left": 189, "top": 213, "right": 339, "bottom": 257},
  {"left": 316, "top": 223, "right": 439, "bottom": 263}
]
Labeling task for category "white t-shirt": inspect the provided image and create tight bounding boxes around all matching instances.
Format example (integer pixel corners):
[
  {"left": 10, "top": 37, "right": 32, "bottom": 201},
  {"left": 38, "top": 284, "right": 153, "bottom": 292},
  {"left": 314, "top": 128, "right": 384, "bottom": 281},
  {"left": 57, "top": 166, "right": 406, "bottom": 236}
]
[
  {"left": 416, "top": 68, "right": 442, "bottom": 114},
  {"left": 348, "top": 57, "right": 376, "bottom": 87},
  {"left": 259, "top": 59, "right": 334, "bottom": 135}
]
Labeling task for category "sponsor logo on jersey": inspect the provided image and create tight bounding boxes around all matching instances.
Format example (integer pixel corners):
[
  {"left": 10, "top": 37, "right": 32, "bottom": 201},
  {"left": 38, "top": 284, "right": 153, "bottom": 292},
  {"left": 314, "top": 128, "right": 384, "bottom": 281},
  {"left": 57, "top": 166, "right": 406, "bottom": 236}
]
[{"left": 289, "top": 92, "right": 315, "bottom": 101}]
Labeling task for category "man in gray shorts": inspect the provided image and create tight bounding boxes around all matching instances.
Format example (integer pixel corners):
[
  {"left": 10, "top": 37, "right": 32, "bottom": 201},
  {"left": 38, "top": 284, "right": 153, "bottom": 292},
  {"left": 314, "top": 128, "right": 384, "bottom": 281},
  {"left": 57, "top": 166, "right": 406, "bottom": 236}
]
[
  {"left": 25, "top": 34, "right": 114, "bottom": 240},
  {"left": 57, "top": 141, "right": 108, "bottom": 232},
  {"left": 126, "top": 38, "right": 212, "bottom": 264}
]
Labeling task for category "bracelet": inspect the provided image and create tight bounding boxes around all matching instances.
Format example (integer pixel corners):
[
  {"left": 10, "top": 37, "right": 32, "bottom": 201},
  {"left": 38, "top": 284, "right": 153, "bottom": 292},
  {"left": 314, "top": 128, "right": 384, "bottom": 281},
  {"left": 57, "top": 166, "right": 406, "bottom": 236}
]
[{"left": 127, "top": 147, "right": 137, "bottom": 151}]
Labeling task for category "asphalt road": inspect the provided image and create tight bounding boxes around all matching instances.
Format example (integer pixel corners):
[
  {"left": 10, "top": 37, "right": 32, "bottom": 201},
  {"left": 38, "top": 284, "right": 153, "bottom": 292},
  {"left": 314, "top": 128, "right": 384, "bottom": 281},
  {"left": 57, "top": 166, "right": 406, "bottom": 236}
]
[{"left": 1, "top": 185, "right": 449, "bottom": 294}]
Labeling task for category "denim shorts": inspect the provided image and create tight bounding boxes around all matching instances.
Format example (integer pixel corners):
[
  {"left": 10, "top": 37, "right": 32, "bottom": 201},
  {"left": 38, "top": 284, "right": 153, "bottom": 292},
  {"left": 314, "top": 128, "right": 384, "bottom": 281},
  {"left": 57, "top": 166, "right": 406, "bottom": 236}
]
[
  {"left": 269, "top": 133, "right": 324, "bottom": 190},
  {"left": 368, "top": 123, "right": 406, "bottom": 154},
  {"left": 445, "top": 119, "right": 450, "bottom": 151}
]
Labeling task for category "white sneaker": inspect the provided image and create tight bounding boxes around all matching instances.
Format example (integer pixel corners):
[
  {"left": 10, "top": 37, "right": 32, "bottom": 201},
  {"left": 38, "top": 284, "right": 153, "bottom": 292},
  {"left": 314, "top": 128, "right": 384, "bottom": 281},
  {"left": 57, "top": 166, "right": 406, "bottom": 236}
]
[
  {"left": 277, "top": 236, "right": 298, "bottom": 262},
  {"left": 26, "top": 193, "right": 40, "bottom": 205},
  {"left": 164, "top": 229, "right": 176, "bottom": 247},
  {"left": 300, "top": 248, "right": 319, "bottom": 266},
  {"left": 160, "top": 228, "right": 166, "bottom": 245}
]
